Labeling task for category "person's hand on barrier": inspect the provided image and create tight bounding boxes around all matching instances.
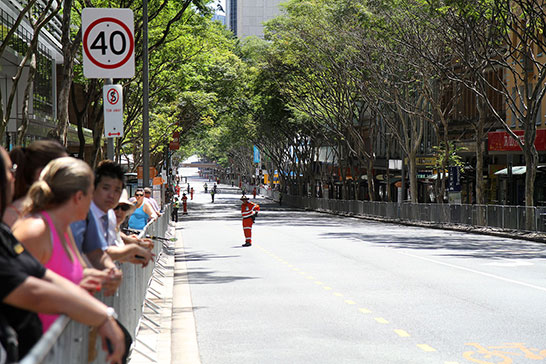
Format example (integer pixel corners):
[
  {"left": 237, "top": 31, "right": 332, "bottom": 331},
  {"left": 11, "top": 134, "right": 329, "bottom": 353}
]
[
  {"left": 80, "top": 268, "right": 108, "bottom": 294},
  {"left": 138, "top": 237, "right": 154, "bottom": 250},
  {"left": 121, "top": 233, "right": 140, "bottom": 245},
  {"left": 102, "top": 268, "right": 123, "bottom": 297},
  {"left": 97, "top": 315, "right": 125, "bottom": 364},
  {"left": 128, "top": 246, "right": 155, "bottom": 267}
]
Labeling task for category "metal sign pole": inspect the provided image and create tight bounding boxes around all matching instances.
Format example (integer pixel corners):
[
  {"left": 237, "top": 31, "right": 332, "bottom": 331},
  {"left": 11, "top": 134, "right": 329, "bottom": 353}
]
[
  {"left": 105, "top": 78, "right": 114, "bottom": 160},
  {"left": 142, "top": 0, "right": 150, "bottom": 187}
]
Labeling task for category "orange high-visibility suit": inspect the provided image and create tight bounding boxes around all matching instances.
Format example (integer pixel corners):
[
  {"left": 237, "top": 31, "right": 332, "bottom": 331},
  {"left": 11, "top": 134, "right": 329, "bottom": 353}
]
[
  {"left": 182, "top": 194, "right": 188, "bottom": 214},
  {"left": 241, "top": 200, "right": 260, "bottom": 245},
  {"left": 190, "top": 187, "right": 194, "bottom": 200}
]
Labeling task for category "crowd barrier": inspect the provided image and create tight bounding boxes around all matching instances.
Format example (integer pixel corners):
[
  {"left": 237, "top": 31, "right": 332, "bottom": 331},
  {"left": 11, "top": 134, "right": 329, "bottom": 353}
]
[
  {"left": 283, "top": 195, "right": 546, "bottom": 233},
  {"left": 20, "top": 204, "right": 172, "bottom": 364}
]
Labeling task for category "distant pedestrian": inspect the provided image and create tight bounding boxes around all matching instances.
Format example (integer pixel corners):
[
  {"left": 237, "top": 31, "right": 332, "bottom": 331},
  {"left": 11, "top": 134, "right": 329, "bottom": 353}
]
[
  {"left": 213, "top": 183, "right": 217, "bottom": 193},
  {"left": 182, "top": 193, "right": 188, "bottom": 215},
  {"left": 210, "top": 189, "right": 215, "bottom": 203},
  {"left": 190, "top": 187, "right": 194, "bottom": 200},
  {"left": 231, "top": 180, "right": 234, "bottom": 187},
  {"left": 240, "top": 195, "right": 260, "bottom": 247},
  {"left": 204, "top": 183, "right": 208, "bottom": 193},
  {"left": 172, "top": 197, "right": 179, "bottom": 222},
  {"left": 252, "top": 187, "right": 257, "bottom": 199},
  {"left": 144, "top": 187, "right": 161, "bottom": 216}
]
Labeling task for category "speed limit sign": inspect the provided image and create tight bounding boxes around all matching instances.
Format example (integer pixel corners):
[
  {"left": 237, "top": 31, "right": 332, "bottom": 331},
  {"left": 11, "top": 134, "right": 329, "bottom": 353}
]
[{"left": 82, "top": 8, "right": 135, "bottom": 78}]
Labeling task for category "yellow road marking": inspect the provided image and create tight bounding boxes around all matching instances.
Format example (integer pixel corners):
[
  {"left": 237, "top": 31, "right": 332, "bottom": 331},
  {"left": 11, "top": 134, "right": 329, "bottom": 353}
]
[
  {"left": 345, "top": 300, "right": 356, "bottom": 305},
  {"left": 323, "top": 286, "right": 332, "bottom": 290},
  {"left": 292, "top": 268, "right": 299, "bottom": 271},
  {"left": 417, "top": 344, "right": 436, "bottom": 352},
  {"left": 394, "top": 329, "right": 410, "bottom": 337},
  {"left": 374, "top": 317, "right": 389, "bottom": 324},
  {"left": 314, "top": 281, "right": 323, "bottom": 285},
  {"left": 359, "top": 308, "right": 372, "bottom": 314},
  {"left": 333, "top": 292, "right": 343, "bottom": 297},
  {"left": 287, "top": 265, "right": 293, "bottom": 267},
  {"left": 306, "top": 276, "right": 315, "bottom": 279}
]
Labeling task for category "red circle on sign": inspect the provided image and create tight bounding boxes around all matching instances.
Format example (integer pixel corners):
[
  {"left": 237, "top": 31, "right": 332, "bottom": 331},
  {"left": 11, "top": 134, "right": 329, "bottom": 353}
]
[
  {"left": 107, "top": 88, "right": 120, "bottom": 105},
  {"left": 83, "top": 17, "right": 134, "bottom": 70}
]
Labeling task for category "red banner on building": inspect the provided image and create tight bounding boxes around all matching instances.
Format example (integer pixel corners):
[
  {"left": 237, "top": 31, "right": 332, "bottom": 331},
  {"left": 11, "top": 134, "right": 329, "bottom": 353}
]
[{"left": 488, "top": 129, "right": 546, "bottom": 152}]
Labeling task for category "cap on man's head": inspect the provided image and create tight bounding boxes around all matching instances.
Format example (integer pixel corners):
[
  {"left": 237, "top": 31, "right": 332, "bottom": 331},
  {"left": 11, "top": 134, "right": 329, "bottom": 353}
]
[{"left": 240, "top": 195, "right": 249, "bottom": 201}]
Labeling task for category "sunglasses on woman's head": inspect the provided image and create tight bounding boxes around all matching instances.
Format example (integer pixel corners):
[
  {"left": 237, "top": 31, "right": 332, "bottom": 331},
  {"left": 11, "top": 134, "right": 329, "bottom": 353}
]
[
  {"left": 114, "top": 204, "right": 131, "bottom": 211},
  {"left": 135, "top": 193, "right": 143, "bottom": 197}
]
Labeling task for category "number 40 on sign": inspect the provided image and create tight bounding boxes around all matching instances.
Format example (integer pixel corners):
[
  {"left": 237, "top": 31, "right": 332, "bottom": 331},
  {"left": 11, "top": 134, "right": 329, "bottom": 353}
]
[{"left": 82, "top": 8, "right": 135, "bottom": 79}]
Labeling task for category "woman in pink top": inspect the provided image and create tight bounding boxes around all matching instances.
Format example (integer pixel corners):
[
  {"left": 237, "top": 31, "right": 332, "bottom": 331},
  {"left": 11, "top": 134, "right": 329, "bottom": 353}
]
[{"left": 12, "top": 157, "right": 106, "bottom": 331}]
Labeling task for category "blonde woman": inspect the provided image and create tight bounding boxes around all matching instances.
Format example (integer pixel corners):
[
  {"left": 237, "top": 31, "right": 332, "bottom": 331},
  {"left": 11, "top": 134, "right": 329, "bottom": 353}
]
[{"left": 12, "top": 157, "right": 108, "bottom": 331}]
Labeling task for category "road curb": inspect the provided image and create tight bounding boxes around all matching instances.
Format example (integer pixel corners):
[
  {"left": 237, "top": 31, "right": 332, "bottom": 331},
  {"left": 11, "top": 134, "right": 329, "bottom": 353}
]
[{"left": 172, "top": 225, "right": 201, "bottom": 364}]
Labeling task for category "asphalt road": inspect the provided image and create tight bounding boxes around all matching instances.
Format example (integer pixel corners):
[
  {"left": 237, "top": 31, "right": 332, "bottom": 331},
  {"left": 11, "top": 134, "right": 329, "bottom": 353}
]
[{"left": 175, "top": 177, "right": 546, "bottom": 364}]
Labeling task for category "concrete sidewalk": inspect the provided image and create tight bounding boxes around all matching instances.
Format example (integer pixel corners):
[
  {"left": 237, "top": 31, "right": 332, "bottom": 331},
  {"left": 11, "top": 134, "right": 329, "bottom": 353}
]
[{"left": 127, "top": 220, "right": 200, "bottom": 364}]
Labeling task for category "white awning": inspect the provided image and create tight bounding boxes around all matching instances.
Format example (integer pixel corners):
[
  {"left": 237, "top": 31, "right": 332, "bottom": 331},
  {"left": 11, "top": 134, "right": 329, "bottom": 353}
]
[{"left": 494, "top": 166, "right": 527, "bottom": 175}]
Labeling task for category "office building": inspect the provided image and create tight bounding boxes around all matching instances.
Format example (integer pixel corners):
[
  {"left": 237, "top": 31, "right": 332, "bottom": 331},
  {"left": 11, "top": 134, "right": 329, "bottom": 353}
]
[{"left": 226, "top": 0, "right": 283, "bottom": 38}]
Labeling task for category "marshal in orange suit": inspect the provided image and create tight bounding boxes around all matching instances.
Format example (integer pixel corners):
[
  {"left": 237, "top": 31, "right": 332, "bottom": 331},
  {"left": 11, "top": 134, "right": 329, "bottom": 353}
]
[{"left": 240, "top": 195, "right": 260, "bottom": 247}]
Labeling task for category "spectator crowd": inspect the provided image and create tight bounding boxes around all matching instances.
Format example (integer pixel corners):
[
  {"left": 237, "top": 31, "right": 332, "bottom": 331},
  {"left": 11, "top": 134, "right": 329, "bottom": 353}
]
[{"left": 0, "top": 140, "right": 163, "bottom": 364}]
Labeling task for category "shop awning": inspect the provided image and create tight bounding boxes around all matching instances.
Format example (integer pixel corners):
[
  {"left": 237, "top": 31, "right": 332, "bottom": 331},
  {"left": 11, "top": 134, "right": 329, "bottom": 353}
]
[{"left": 494, "top": 166, "right": 527, "bottom": 175}]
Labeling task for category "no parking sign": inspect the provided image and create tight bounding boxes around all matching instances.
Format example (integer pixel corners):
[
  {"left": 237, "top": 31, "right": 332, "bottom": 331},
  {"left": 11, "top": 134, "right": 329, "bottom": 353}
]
[
  {"left": 82, "top": 8, "right": 135, "bottom": 79},
  {"left": 103, "top": 84, "right": 124, "bottom": 138}
]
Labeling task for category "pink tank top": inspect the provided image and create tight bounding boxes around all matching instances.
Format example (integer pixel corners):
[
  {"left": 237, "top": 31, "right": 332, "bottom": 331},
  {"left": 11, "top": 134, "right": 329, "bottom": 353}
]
[{"left": 39, "top": 211, "right": 84, "bottom": 332}]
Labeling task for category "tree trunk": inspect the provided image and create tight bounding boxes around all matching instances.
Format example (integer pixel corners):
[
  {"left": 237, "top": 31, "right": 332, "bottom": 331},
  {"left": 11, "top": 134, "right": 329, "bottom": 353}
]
[
  {"left": 18, "top": 53, "right": 36, "bottom": 144},
  {"left": 49, "top": 0, "right": 80, "bottom": 146},
  {"left": 524, "top": 141, "right": 538, "bottom": 230},
  {"left": 367, "top": 158, "right": 375, "bottom": 202},
  {"left": 475, "top": 96, "right": 487, "bottom": 206},
  {"left": 408, "top": 152, "right": 418, "bottom": 204}
]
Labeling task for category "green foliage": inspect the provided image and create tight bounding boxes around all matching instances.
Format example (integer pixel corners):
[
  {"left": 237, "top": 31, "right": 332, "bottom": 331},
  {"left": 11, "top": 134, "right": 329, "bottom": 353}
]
[{"left": 432, "top": 142, "right": 466, "bottom": 168}]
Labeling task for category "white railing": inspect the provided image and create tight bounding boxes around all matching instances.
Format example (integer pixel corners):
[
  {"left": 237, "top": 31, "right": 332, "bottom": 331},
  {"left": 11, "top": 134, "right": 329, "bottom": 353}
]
[
  {"left": 283, "top": 195, "right": 546, "bottom": 233},
  {"left": 20, "top": 205, "right": 172, "bottom": 364}
]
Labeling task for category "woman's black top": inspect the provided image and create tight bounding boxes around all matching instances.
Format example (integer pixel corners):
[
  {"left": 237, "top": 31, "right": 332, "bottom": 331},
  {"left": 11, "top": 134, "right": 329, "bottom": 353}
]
[{"left": 0, "top": 222, "right": 46, "bottom": 359}]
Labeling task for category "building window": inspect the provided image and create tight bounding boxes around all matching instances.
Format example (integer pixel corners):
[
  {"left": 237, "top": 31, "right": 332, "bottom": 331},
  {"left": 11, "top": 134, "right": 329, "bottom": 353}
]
[
  {"left": 33, "top": 45, "right": 53, "bottom": 119},
  {"left": 229, "top": 0, "right": 237, "bottom": 36}
]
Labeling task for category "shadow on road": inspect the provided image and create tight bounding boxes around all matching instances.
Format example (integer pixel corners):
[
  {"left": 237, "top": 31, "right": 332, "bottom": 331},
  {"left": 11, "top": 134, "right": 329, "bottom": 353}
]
[
  {"left": 319, "top": 230, "right": 546, "bottom": 260},
  {"left": 175, "top": 249, "right": 258, "bottom": 285},
  {"left": 175, "top": 268, "right": 257, "bottom": 285}
]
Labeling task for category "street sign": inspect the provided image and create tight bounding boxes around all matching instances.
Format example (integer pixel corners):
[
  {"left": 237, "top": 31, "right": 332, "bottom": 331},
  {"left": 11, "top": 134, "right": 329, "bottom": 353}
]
[
  {"left": 103, "top": 84, "right": 124, "bottom": 138},
  {"left": 137, "top": 166, "right": 157, "bottom": 178},
  {"left": 448, "top": 166, "right": 461, "bottom": 192},
  {"left": 82, "top": 8, "right": 135, "bottom": 78},
  {"left": 169, "top": 131, "right": 180, "bottom": 150}
]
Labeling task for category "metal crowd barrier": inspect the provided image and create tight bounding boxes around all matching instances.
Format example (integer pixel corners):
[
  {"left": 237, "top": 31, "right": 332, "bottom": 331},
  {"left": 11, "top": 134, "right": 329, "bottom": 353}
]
[
  {"left": 283, "top": 195, "right": 546, "bottom": 233},
  {"left": 20, "top": 204, "right": 173, "bottom": 364}
]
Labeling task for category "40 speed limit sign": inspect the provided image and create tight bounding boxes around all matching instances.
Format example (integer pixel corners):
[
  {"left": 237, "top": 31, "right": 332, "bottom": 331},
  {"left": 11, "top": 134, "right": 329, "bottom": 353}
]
[{"left": 82, "top": 8, "right": 135, "bottom": 78}]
